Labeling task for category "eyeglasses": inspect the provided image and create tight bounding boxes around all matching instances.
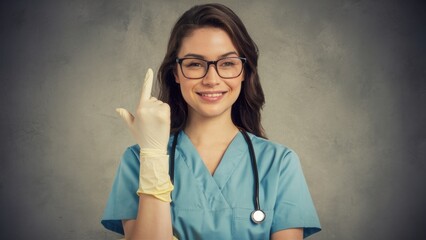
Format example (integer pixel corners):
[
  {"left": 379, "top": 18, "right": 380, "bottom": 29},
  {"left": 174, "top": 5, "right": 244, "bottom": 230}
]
[{"left": 176, "top": 57, "right": 246, "bottom": 79}]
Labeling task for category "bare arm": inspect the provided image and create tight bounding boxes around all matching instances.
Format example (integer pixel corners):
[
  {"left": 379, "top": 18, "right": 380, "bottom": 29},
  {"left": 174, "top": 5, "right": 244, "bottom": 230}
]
[
  {"left": 122, "top": 194, "right": 173, "bottom": 240},
  {"left": 271, "top": 228, "right": 303, "bottom": 240}
]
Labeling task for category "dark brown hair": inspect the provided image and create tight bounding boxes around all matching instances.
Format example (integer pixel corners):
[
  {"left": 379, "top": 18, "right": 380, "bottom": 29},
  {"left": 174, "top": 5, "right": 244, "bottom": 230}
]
[{"left": 158, "top": 3, "right": 266, "bottom": 138}]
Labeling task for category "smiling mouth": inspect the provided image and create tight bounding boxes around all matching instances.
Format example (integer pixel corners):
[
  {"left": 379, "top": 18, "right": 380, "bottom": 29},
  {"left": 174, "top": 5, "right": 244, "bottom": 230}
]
[
  {"left": 197, "top": 91, "right": 227, "bottom": 97},
  {"left": 196, "top": 91, "right": 227, "bottom": 102}
]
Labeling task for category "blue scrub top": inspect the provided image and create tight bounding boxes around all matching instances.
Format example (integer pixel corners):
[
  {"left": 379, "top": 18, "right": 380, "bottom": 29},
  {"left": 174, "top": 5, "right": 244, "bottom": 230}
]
[{"left": 101, "top": 131, "right": 321, "bottom": 239}]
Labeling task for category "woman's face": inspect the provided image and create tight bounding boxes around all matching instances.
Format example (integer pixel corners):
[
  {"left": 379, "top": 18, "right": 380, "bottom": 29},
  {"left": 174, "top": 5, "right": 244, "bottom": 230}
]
[{"left": 175, "top": 27, "right": 244, "bottom": 121}]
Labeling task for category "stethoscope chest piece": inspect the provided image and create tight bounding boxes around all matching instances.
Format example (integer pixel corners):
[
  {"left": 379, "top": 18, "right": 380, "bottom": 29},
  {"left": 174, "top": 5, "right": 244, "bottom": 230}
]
[{"left": 251, "top": 209, "right": 266, "bottom": 224}]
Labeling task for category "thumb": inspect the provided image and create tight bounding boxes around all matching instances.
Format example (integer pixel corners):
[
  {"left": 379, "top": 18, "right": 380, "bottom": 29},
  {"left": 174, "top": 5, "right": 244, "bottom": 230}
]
[{"left": 116, "top": 108, "right": 134, "bottom": 128}]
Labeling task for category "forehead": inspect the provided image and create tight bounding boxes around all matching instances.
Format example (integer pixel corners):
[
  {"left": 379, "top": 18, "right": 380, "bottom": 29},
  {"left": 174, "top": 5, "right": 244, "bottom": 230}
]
[{"left": 178, "top": 27, "right": 238, "bottom": 58}]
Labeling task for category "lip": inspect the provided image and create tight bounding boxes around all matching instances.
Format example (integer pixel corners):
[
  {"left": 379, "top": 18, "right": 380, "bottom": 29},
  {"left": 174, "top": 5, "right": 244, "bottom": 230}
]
[{"left": 196, "top": 91, "right": 227, "bottom": 102}]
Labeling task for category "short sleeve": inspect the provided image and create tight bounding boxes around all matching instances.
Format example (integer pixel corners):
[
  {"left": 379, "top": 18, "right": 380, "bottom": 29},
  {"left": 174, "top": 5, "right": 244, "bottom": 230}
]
[
  {"left": 101, "top": 145, "right": 140, "bottom": 235},
  {"left": 271, "top": 150, "right": 321, "bottom": 238}
]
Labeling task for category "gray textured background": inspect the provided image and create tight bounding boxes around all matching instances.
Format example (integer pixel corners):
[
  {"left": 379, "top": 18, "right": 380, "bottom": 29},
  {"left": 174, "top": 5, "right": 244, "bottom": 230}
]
[{"left": 1, "top": 0, "right": 425, "bottom": 239}]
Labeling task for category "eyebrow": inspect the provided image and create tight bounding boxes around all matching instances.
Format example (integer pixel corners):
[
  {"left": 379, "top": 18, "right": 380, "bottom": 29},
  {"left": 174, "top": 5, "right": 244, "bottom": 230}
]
[{"left": 182, "top": 51, "right": 239, "bottom": 59}]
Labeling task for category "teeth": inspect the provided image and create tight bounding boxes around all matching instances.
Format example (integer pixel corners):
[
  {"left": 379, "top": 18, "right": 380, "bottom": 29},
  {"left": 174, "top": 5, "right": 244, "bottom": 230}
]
[{"left": 201, "top": 93, "right": 223, "bottom": 97}]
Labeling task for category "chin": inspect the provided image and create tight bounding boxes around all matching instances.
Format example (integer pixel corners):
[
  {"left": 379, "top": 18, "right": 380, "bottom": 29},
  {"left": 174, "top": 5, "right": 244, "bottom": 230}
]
[{"left": 192, "top": 107, "right": 232, "bottom": 119}]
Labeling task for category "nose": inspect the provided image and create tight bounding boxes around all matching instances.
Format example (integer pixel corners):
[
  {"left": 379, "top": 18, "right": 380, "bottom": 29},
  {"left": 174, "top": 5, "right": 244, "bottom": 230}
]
[{"left": 202, "top": 63, "right": 220, "bottom": 86}]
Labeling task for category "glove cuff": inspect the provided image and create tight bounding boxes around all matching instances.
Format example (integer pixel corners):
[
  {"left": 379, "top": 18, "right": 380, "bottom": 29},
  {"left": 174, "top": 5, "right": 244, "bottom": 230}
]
[
  {"left": 137, "top": 153, "right": 174, "bottom": 202},
  {"left": 140, "top": 148, "right": 167, "bottom": 156}
]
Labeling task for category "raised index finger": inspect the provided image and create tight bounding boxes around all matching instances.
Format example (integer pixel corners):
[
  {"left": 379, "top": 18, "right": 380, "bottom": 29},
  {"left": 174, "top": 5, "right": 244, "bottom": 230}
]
[{"left": 140, "top": 68, "right": 154, "bottom": 104}]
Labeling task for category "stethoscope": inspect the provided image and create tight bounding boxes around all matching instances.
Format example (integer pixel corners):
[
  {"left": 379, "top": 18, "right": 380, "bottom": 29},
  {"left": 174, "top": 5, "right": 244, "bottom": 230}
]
[{"left": 169, "top": 128, "right": 266, "bottom": 224}]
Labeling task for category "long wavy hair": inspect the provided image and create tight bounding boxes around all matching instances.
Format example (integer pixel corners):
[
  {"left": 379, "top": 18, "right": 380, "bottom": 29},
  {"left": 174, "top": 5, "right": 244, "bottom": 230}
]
[{"left": 158, "top": 3, "right": 266, "bottom": 138}]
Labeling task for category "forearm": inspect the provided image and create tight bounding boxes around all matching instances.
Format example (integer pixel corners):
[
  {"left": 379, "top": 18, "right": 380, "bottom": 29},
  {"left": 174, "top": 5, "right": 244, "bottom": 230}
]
[
  {"left": 271, "top": 228, "right": 303, "bottom": 240},
  {"left": 123, "top": 194, "right": 173, "bottom": 240}
]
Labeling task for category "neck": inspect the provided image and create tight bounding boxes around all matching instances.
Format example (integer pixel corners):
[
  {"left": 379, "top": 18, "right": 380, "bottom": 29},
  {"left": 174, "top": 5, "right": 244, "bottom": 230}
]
[{"left": 184, "top": 113, "right": 239, "bottom": 146}]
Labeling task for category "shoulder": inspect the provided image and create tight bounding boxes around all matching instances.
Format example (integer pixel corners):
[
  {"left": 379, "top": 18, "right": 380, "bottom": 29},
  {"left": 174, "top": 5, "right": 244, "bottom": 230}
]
[
  {"left": 248, "top": 133, "right": 297, "bottom": 158},
  {"left": 119, "top": 144, "right": 141, "bottom": 170},
  {"left": 247, "top": 133, "right": 302, "bottom": 169},
  {"left": 124, "top": 144, "right": 140, "bottom": 158}
]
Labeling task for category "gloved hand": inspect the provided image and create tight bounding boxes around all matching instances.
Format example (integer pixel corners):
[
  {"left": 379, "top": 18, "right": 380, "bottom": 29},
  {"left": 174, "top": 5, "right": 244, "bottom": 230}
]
[
  {"left": 116, "top": 68, "right": 170, "bottom": 152},
  {"left": 116, "top": 68, "right": 174, "bottom": 202}
]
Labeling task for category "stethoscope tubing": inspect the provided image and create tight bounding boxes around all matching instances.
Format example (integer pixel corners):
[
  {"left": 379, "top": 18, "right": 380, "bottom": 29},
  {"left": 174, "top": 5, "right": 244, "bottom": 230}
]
[{"left": 239, "top": 129, "right": 262, "bottom": 212}]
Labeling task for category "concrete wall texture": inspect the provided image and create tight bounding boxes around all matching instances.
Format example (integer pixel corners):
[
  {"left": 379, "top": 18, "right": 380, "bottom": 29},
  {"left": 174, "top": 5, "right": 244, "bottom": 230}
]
[{"left": 1, "top": 0, "right": 425, "bottom": 239}]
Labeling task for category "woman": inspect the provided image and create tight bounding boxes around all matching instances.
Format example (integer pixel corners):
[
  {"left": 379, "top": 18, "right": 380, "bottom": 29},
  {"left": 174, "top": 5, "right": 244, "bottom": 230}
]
[{"left": 102, "top": 3, "right": 321, "bottom": 240}]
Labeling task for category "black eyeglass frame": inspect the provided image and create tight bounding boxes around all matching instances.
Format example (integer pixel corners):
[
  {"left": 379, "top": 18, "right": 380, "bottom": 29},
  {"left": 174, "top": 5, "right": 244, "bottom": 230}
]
[{"left": 175, "top": 57, "right": 247, "bottom": 79}]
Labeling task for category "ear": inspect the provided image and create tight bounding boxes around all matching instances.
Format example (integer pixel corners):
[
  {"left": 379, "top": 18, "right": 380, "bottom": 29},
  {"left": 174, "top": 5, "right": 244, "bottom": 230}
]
[{"left": 174, "top": 69, "right": 181, "bottom": 84}]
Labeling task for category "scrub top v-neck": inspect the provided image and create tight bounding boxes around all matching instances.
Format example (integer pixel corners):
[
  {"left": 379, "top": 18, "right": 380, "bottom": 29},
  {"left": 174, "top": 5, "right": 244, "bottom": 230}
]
[
  {"left": 101, "top": 131, "right": 321, "bottom": 239},
  {"left": 172, "top": 131, "right": 246, "bottom": 207}
]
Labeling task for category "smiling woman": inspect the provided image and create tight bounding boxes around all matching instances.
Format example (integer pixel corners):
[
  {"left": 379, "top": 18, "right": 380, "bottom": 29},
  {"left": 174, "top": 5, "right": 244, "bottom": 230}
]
[{"left": 101, "top": 3, "right": 321, "bottom": 240}]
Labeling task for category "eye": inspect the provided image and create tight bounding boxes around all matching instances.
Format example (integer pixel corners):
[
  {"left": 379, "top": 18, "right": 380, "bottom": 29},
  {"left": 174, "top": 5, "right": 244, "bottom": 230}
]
[
  {"left": 186, "top": 62, "right": 201, "bottom": 67},
  {"left": 222, "top": 61, "right": 235, "bottom": 67},
  {"left": 183, "top": 59, "right": 205, "bottom": 68},
  {"left": 219, "top": 58, "right": 239, "bottom": 68}
]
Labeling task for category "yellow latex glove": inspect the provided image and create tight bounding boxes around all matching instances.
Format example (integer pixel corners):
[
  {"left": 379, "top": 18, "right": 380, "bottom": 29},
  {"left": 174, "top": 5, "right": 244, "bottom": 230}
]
[
  {"left": 137, "top": 149, "right": 174, "bottom": 202},
  {"left": 116, "top": 69, "right": 173, "bottom": 202},
  {"left": 116, "top": 68, "right": 170, "bottom": 151}
]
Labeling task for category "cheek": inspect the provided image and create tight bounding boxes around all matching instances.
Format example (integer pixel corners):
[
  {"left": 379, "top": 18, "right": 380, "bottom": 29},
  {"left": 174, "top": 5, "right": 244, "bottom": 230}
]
[
  {"left": 178, "top": 82, "right": 193, "bottom": 100},
  {"left": 229, "top": 78, "right": 244, "bottom": 92},
  {"left": 235, "top": 79, "right": 245, "bottom": 98}
]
